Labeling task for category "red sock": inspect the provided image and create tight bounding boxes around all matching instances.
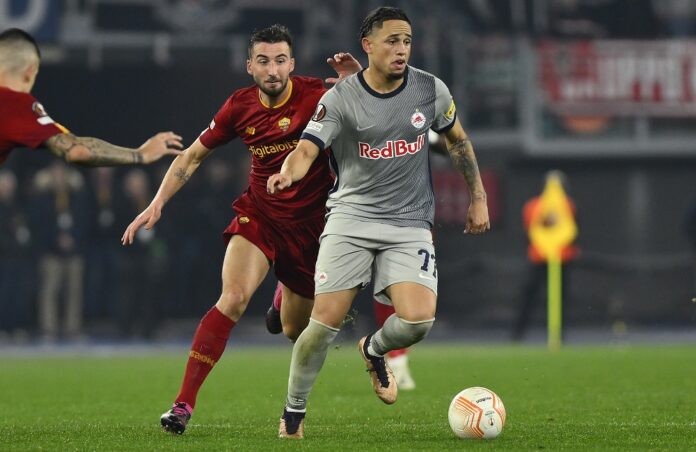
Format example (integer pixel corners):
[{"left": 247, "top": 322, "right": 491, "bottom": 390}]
[
  {"left": 273, "top": 282, "right": 283, "bottom": 311},
  {"left": 372, "top": 299, "right": 408, "bottom": 359},
  {"left": 175, "top": 306, "right": 235, "bottom": 409}
]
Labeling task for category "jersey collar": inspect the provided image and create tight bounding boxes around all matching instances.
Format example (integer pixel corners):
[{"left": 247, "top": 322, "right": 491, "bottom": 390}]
[{"left": 357, "top": 66, "right": 409, "bottom": 99}]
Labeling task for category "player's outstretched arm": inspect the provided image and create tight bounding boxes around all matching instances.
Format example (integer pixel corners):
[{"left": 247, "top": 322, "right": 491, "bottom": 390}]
[
  {"left": 443, "top": 119, "right": 490, "bottom": 235},
  {"left": 44, "top": 132, "right": 183, "bottom": 166},
  {"left": 325, "top": 52, "right": 362, "bottom": 85},
  {"left": 267, "top": 139, "right": 320, "bottom": 195},
  {"left": 121, "top": 138, "right": 212, "bottom": 245}
]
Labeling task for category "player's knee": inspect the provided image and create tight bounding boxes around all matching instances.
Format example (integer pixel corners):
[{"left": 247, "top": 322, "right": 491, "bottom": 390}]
[
  {"left": 283, "top": 324, "right": 302, "bottom": 342},
  {"left": 397, "top": 316, "right": 434, "bottom": 343},
  {"left": 216, "top": 286, "right": 249, "bottom": 319},
  {"left": 283, "top": 318, "right": 310, "bottom": 342}
]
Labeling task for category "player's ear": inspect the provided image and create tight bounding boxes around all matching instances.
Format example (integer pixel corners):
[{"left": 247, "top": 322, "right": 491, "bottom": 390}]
[
  {"left": 361, "top": 37, "right": 372, "bottom": 55},
  {"left": 289, "top": 57, "right": 295, "bottom": 73},
  {"left": 246, "top": 59, "right": 253, "bottom": 75},
  {"left": 23, "top": 62, "right": 39, "bottom": 89}
]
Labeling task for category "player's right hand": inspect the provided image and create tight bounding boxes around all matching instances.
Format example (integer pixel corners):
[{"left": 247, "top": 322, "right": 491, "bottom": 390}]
[
  {"left": 325, "top": 52, "right": 362, "bottom": 85},
  {"left": 267, "top": 172, "right": 292, "bottom": 195},
  {"left": 121, "top": 201, "right": 163, "bottom": 245},
  {"left": 138, "top": 131, "right": 184, "bottom": 164}
]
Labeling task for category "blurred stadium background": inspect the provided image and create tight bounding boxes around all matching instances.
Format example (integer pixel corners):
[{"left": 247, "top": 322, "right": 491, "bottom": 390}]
[{"left": 1, "top": 0, "right": 695, "bottom": 345}]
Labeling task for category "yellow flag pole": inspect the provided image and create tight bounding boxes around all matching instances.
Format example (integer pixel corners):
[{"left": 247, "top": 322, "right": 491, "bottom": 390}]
[{"left": 547, "top": 254, "right": 562, "bottom": 352}]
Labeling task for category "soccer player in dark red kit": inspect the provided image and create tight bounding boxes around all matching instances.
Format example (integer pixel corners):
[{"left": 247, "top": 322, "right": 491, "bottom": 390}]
[
  {"left": 0, "top": 28, "right": 183, "bottom": 167},
  {"left": 122, "top": 24, "right": 369, "bottom": 435}
]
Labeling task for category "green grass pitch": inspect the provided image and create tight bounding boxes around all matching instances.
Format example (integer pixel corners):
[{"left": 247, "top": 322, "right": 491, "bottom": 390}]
[{"left": 1, "top": 343, "right": 695, "bottom": 450}]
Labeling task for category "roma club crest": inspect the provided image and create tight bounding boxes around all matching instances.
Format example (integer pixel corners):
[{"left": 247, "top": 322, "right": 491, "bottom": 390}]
[{"left": 278, "top": 117, "right": 291, "bottom": 132}]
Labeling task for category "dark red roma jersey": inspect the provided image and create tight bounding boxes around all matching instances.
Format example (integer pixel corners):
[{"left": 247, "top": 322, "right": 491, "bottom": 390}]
[
  {"left": 0, "top": 87, "right": 68, "bottom": 165},
  {"left": 199, "top": 76, "right": 333, "bottom": 223}
]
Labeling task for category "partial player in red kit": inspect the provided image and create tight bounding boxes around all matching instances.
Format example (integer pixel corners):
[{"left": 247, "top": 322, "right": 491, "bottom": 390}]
[
  {"left": 0, "top": 28, "right": 182, "bottom": 168},
  {"left": 122, "top": 24, "right": 365, "bottom": 435}
]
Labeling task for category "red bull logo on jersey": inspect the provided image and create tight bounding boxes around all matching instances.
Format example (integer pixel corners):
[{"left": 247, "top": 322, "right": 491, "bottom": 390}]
[{"left": 358, "top": 133, "right": 426, "bottom": 160}]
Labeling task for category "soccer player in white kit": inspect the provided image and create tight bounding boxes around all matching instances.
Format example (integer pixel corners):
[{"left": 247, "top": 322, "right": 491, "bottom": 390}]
[{"left": 267, "top": 6, "right": 490, "bottom": 438}]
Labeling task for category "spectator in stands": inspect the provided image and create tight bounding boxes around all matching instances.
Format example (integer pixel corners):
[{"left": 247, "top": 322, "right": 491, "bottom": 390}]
[
  {"left": 115, "top": 169, "right": 168, "bottom": 339},
  {"left": 30, "top": 161, "right": 90, "bottom": 341},
  {"left": 84, "top": 168, "right": 120, "bottom": 324}
]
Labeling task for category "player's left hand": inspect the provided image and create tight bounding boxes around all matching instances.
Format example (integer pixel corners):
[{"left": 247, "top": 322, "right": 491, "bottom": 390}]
[
  {"left": 267, "top": 172, "right": 292, "bottom": 195},
  {"left": 464, "top": 199, "right": 490, "bottom": 235},
  {"left": 138, "top": 131, "right": 184, "bottom": 164},
  {"left": 325, "top": 52, "right": 362, "bottom": 85}
]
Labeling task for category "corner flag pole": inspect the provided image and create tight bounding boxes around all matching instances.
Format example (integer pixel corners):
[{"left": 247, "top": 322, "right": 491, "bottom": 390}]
[
  {"left": 528, "top": 174, "right": 577, "bottom": 352},
  {"left": 547, "top": 254, "right": 562, "bottom": 352}
]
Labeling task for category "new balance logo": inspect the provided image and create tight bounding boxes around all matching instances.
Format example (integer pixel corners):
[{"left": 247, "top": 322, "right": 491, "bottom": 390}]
[
  {"left": 189, "top": 350, "right": 216, "bottom": 367},
  {"left": 358, "top": 133, "right": 426, "bottom": 160}
]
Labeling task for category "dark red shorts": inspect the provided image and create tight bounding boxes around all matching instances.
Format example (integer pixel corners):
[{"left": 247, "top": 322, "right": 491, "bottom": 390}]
[{"left": 223, "top": 194, "right": 325, "bottom": 299}]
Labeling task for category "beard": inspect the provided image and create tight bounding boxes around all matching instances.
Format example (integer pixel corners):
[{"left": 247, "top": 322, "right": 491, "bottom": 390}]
[
  {"left": 387, "top": 70, "right": 406, "bottom": 81},
  {"left": 257, "top": 77, "right": 288, "bottom": 98},
  {"left": 386, "top": 63, "right": 407, "bottom": 81}
]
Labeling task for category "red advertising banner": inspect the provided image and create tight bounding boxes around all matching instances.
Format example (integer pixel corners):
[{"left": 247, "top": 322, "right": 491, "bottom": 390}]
[{"left": 539, "top": 40, "right": 696, "bottom": 116}]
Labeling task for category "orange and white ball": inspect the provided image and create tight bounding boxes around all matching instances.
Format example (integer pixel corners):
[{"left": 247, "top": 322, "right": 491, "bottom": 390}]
[{"left": 448, "top": 387, "right": 506, "bottom": 439}]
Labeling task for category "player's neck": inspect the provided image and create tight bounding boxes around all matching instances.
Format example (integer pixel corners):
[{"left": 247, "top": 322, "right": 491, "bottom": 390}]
[
  {"left": 363, "top": 67, "right": 405, "bottom": 94},
  {"left": 258, "top": 79, "right": 293, "bottom": 109}
]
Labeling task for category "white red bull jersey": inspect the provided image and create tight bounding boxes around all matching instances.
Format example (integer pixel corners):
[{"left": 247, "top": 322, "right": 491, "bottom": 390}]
[{"left": 300, "top": 66, "right": 456, "bottom": 229}]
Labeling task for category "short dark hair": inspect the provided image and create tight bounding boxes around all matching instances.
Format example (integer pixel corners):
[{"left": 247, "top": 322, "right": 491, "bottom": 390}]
[
  {"left": 359, "top": 6, "right": 411, "bottom": 40},
  {"left": 248, "top": 24, "right": 293, "bottom": 57},
  {"left": 0, "top": 28, "right": 40, "bottom": 59}
]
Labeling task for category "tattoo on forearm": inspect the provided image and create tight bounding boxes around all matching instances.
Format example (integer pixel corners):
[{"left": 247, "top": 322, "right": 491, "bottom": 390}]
[
  {"left": 45, "top": 134, "right": 79, "bottom": 159},
  {"left": 448, "top": 138, "right": 486, "bottom": 201},
  {"left": 45, "top": 134, "right": 141, "bottom": 166},
  {"left": 174, "top": 168, "right": 191, "bottom": 185}
]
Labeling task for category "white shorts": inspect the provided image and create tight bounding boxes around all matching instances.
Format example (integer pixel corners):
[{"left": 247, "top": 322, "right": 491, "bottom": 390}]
[{"left": 314, "top": 217, "right": 437, "bottom": 304}]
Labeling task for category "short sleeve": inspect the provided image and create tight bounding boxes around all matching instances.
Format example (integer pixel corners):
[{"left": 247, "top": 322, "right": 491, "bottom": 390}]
[
  {"left": 431, "top": 77, "right": 457, "bottom": 134},
  {"left": 199, "top": 96, "right": 238, "bottom": 149},
  {"left": 300, "top": 88, "right": 344, "bottom": 151},
  {"left": 13, "top": 98, "right": 67, "bottom": 148}
]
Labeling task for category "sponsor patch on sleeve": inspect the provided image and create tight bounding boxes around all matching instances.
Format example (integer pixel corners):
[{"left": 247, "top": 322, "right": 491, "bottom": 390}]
[
  {"left": 32, "top": 101, "right": 56, "bottom": 125},
  {"left": 312, "top": 104, "right": 326, "bottom": 122},
  {"left": 32, "top": 101, "right": 48, "bottom": 117},
  {"left": 37, "top": 116, "right": 56, "bottom": 125},
  {"left": 445, "top": 99, "right": 456, "bottom": 120},
  {"left": 305, "top": 121, "right": 323, "bottom": 132}
]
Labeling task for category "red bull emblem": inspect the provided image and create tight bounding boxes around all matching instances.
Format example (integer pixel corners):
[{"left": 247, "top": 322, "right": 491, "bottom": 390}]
[
  {"left": 358, "top": 133, "right": 426, "bottom": 160},
  {"left": 411, "top": 110, "right": 426, "bottom": 129}
]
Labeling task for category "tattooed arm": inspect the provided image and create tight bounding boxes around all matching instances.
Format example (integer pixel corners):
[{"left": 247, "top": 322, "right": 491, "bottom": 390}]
[
  {"left": 44, "top": 132, "right": 183, "bottom": 167},
  {"left": 121, "top": 138, "right": 212, "bottom": 245},
  {"left": 443, "top": 119, "right": 490, "bottom": 234}
]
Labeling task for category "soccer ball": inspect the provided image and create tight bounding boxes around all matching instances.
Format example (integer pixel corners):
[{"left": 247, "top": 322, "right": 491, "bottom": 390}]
[{"left": 447, "top": 386, "right": 506, "bottom": 439}]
